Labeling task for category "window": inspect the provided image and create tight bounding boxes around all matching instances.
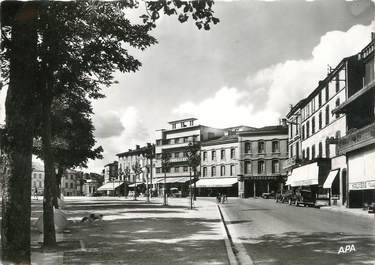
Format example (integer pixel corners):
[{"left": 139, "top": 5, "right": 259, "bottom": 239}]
[
  {"left": 325, "top": 105, "right": 330, "bottom": 125},
  {"left": 318, "top": 142, "right": 323, "bottom": 158},
  {"left": 318, "top": 91, "right": 322, "bottom": 107},
  {"left": 244, "top": 161, "right": 251, "bottom": 174},
  {"left": 230, "top": 165, "right": 235, "bottom": 176},
  {"left": 221, "top": 150, "right": 225, "bottom": 160},
  {"left": 272, "top": 141, "right": 279, "bottom": 153},
  {"left": 335, "top": 98, "right": 340, "bottom": 118},
  {"left": 65, "top": 183, "right": 68, "bottom": 188},
  {"left": 183, "top": 137, "right": 188, "bottom": 143},
  {"left": 245, "top": 142, "right": 251, "bottom": 153},
  {"left": 318, "top": 111, "right": 322, "bottom": 129},
  {"left": 39, "top": 174, "right": 42, "bottom": 179},
  {"left": 70, "top": 183, "right": 73, "bottom": 189},
  {"left": 183, "top": 166, "right": 188, "bottom": 172},
  {"left": 189, "top": 120, "right": 194, "bottom": 126},
  {"left": 326, "top": 138, "right": 330, "bottom": 158},
  {"left": 220, "top": 165, "right": 225, "bottom": 176},
  {"left": 335, "top": 75, "right": 340, "bottom": 93},
  {"left": 156, "top": 168, "right": 161, "bottom": 173},
  {"left": 172, "top": 124, "right": 176, "bottom": 129},
  {"left": 71, "top": 175, "right": 74, "bottom": 180},
  {"left": 211, "top": 166, "right": 216, "bottom": 176},
  {"left": 272, "top": 160, "right": 280, "bottom": 173},
  {"left": 33, "top": 181, "right": 36, "bottom": 187},
  {"left": 39, "top": 181, "right": 42, "bottom": 188},
  {"left": 306, "top": 147, "right": 310, "bottom": 160},
  {"left": 364, "top": 57, "right": 375, "bottom": 85},
  {"left": 174, "top": 167, "right": 179, "bottom": 173},
  {"left": 203, "top": 151, "right": 207, "bottom": 161},
  {"left": 258, "top": 141, "right": 265, "bottom": 153},
  {"left": 311, "top": 117, "right": 315, "bottom": 134},
  {"left": 174, "top": 152, "right": 180, "bottom": 158},
  {"left": 306, "top": 121, "right": 310, "bottom": 138},
  {"left": 180, "top": 122, "right": 185, "bottom": 127},
  {"left": 302, "top": 149, "right": 305, "bottom": 159},
  {"left": 258, "top": 161, "right": 265, "bottom": 174},
  {"left": 335, "top": 131, "right": 341, "bottom": 156},
  {"left": 211, "top": 150, "right": 216, "bottom": 160},
  {"left": 312, "top": 145, "right": 316, "bottom": 159},
  {"left": 302, "top": 125, "right": 305, "bottom": 140},
  {"left": 325, "top": 85, "right": 329, "bottom": 101},
  {"left": 203, "top": 167, "right": 207, "bottom": 177},
  {"left": 230, "top": 148, "right": 235, "bottom": 159}
]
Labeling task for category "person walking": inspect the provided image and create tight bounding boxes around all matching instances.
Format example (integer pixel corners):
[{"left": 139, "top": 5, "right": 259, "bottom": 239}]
[{"left": 34, "top": 187, "right": 38, "bottom": 200}]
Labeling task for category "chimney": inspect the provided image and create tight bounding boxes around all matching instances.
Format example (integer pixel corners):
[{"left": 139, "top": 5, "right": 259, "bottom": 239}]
[{"left": 280, "top": 118, "right": 287, "bottom": 127}]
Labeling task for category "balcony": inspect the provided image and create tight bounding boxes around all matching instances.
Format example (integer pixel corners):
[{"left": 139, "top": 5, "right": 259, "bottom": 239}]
[
  {"left": 338, "top": 122, "right": 375, "bottom": 155},
  {"left": 169, "top": 157, "right": 188, "bottom": 163},
  {"left": 283, "top": 156, "right": 300, "bottom": 170}
]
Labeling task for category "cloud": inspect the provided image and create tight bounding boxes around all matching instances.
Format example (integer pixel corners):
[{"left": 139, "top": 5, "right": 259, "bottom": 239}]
[
  {"left": 255, "top": 20, "right": 374, "bottom": 114},
  {"left": 173, "top": 86, "right": 280, "bottom": 128},
  {"left": 94, "top": 111, "right": 125, "bottom": 139},
  {"left": 88, "top": 106, "right": 151, "bottom": 173},
  {"left": 173, "top": 20, "right": 375, "bottom": 130}
]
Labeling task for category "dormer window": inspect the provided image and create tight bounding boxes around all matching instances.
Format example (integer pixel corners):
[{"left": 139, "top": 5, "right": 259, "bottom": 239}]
[
  {"left": 181, "top": 122, "right": 186, "bottom": 127},
  {"left": 189, "top": 120, "right": 194, "bottom": 126}
]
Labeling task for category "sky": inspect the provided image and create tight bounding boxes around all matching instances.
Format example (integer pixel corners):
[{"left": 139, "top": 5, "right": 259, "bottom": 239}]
[{"left": 1, "top": 0, "right": 375, "bottom": 173}]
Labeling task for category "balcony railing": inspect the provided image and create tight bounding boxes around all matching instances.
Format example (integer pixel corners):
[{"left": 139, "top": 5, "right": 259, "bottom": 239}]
[
  {"left": 169, "top": 157, "right": 188, "bottom": 163},
  {"left": 338, "top": 122, "right": 375, "bottom": 155}
]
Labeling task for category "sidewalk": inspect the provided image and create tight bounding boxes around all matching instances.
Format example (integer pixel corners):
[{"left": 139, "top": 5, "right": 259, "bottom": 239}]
[
  {"left": 30, "top": 197, "right": 230, "bottom": 265},
  {"left": 319, "top": 205, "right": 375, "bottom": 219}
]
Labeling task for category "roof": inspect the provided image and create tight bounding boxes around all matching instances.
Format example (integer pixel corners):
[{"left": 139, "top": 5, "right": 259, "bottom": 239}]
[
  {"left": 201, "top": 134, "right": 239, "bottom": 146},
  {"left": 223, "top": 125, "right": 256, "bottom": 131},
  {"left": 104, "top": 161, "right": 118, "bottom": 167},
  {"left": 286, "top": 98, "right": 307, "bottom": 118},
  {"left": 116, "top": 145, "right": 151, "bottom": 157},
  {"left": 168, "top": 118, "right": 197, "bottom": 124},
  {"left": 239, "top": 125, "right": 288, "bottom": 136}
]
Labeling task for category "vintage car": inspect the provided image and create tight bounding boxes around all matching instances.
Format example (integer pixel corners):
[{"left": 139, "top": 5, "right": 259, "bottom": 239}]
[
  {"left": 276, "top": 190, "right": 297, "bottom": 204},
  {"left": 261, "top": 191, "right": 275, "bottom": 199},
  {"left": 294, "top": 189, "right": 316, "bottom": 207}
]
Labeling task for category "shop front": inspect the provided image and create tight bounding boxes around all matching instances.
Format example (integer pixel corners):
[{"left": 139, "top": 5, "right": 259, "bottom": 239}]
[
  {"left": 241, "top": 175, "right": 280, "bottom": 198},
  {"left": 195, "top": 177, "right": 238, "bottom": 197},
  {"left": 347, "top": 148, "right": 375, "bottom": 208},
  {"left": 155, "top": 177, "right": 191, "bottom": 197}
]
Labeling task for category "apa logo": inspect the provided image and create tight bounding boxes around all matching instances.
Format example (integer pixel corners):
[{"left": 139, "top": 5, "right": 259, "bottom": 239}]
[{"left": 338, "top": 244, "right": 356, "bottom": 254}]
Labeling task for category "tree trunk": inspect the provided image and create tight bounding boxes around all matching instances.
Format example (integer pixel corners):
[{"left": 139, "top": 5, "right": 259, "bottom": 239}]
[
  {"left": 41, "top": 100, "right": 57, "bottom": 247},
  {"left": 1, "top": 3, "right": 38, "bottom": 263}
]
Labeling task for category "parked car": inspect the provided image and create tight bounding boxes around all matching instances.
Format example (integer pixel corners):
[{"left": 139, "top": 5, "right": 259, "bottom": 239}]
[
  {"left": 295, "top": 189, "right": 316, "bottom": 207},
  {"left": 262, "top": 191, "right": 275, "bottom": 199},
  {"left": 277, "top": 190, "right": 297, "bottom": 204},
  {"left": 169, "top": 188, "right": 182, "bottom": 198}
]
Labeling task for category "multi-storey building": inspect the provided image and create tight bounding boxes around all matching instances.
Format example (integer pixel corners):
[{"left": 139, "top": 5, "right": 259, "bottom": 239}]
[
  {"left": 238, "top": 125, "right": 288, "bottom": 198},
  {"left": 154, "top": 118, "right": 224, "bottom": 196},
  {"left": 334, "top": 34, "right": 375, "bottom": 208},
  {"left": 286, "top": 53, "right": 363, "bottom": 206},
  {"left": 61, "top": 169, "right": 79, "bottom": 196},
  {"left": 197, "top": 126, "right": 255, "bottom": 196},
  {"left": 116, "top": 144, "right": 154, "bottom": 195},
  {"left": 98, "top": 161, "right": 119, "bottom": 195},
  {"left": 31, "top": 162, "right": 44, "bottom": 195}
]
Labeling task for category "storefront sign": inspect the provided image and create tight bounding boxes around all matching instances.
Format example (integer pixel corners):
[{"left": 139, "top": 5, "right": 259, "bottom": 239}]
[
  {"left": 246, "top": 176, "right": 279, "bottom": 181},
  {"left": 349, "top": 181, "right": 375, "bottom": 190}
]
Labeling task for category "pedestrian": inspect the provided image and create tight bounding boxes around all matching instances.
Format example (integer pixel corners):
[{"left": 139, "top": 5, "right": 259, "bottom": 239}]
[
  {"left": 222, "top": 194, "right": 227, "bottom": 204},
  {"left": 34, "top": 187, "right": 38, "bottom": 200},
  {"left": 216, "top": 193, "right": 221, "bottom": 204}
]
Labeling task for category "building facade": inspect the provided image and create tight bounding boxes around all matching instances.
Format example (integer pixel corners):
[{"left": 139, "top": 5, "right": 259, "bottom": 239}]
[
  {"left": 61, "top": 169, "right": 80, "bottom": 196},
  {"left": 335, "top": 34, "right": 375, "bottom": 207},
  {"left": 103, "top": 161, "right": 118, "bottom": 184},
  {"left": 198, "top": 126, "right": 254, "bottom": 197},
  {"left": 31, "top": 162, "right": 44, "bottom": 195},
  {"left": 154, "top": 118, "right": 224, "bottom": 196},
  {"left": 286, "top": 53, "right": 363, "bottom": 206},
  {"left": 238, "top": 125, "right": 288, "bottom": 198}
]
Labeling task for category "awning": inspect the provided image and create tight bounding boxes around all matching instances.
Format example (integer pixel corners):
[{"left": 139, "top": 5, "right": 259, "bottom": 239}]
[
  {"left": 288, "top": 162, "right": 319, "bottom": 187},
  {"left": 128, "top": 182, "right": 144, "bottom": 187},
  {"left": 195, "top": 177, "right": 237, "bottom": 188},
  {"left": 98, "top": 182, "right": 123, "bottom": 191},
  {"left": 155, "top": 177, "right": 190, "bottom": 184},
  {"left": 323, "top": 169, "right": 339, "bottom": 188}
]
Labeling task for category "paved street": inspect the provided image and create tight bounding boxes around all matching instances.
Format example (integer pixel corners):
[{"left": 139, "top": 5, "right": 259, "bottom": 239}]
[
  {"left": 218, "top": 197, "right": 375, "bottom": 265},
  {"left": 0, "top": 197, "right": 229, "bottom": 265}
]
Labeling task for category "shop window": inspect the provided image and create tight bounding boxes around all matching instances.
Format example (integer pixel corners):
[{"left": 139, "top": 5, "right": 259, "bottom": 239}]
[
  {"left": 272, "top": 160, "right": 280, "bottom": 173},
  {"left": 244, "top": 161, "right": 251, "bottom": 174},
  {"left": 258, "top": 161, "right": 265, "bottom": 174},
  {"left": 220, "top": 165, "right": 225, "bottom": 176}
]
